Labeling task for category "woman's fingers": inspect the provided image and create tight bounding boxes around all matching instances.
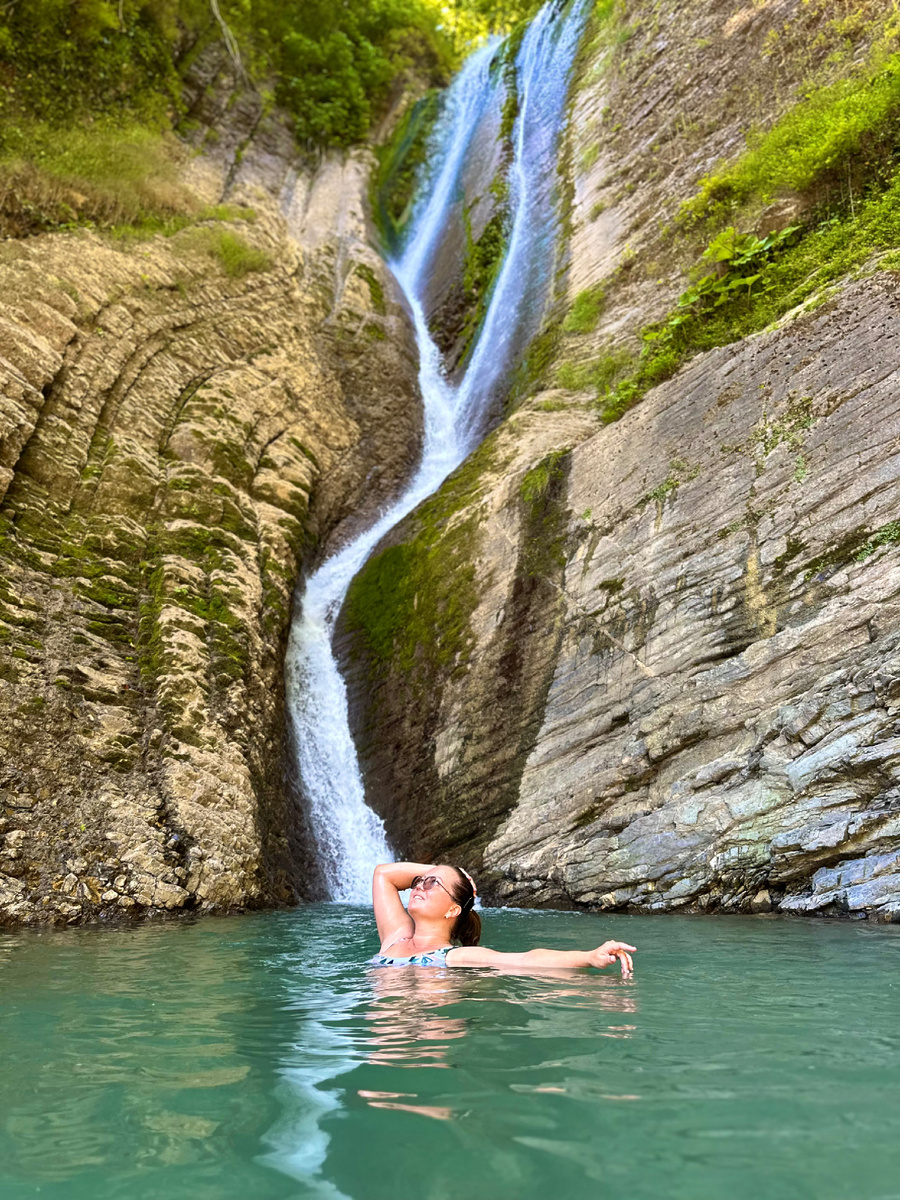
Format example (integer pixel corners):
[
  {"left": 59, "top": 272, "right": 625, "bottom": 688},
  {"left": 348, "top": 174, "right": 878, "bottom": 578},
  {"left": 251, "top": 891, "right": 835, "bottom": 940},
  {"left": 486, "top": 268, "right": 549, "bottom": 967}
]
[
  {"left": 597, "top": 942, "right": 636, "bottom": 975},
  {"left": 611, "top": 950, "right": 632, "bottom": 975}
]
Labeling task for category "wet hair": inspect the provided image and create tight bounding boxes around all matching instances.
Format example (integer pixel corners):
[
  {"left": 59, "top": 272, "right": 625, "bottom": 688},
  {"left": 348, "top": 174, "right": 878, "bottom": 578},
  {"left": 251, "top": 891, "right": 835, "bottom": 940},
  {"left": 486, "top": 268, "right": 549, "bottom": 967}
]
[{"left": 445, "top": 866, "right": 481, "bottom": 946}]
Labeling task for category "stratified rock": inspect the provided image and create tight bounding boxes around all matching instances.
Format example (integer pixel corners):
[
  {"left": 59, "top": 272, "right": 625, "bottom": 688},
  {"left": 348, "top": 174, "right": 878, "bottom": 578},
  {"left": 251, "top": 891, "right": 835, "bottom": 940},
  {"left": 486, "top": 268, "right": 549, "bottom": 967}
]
[
  {"left": 340, "top": 0, "right": 900, "bottom": 921},
  {"left": 0, "top": 136, "right": 421, "bottom": 926},
  {"left": 343, "top": 275, "right": 900, "bottom": 920}
]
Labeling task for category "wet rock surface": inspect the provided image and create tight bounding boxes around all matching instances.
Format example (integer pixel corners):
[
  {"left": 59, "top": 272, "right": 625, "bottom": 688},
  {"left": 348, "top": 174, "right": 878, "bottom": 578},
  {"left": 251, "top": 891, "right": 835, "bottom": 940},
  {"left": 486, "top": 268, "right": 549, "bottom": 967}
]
[
  {"left": 345, "top": 271, "right": 900, "bottom": 921},
  {"left": 0, "top": 129, "right": 421, "bottom": 926},
  {"left": 341, "top": 0, "right": 900, "bottom": 921},
  {"left": 486, "top": 277, "right": 900, "bottom": 919}
]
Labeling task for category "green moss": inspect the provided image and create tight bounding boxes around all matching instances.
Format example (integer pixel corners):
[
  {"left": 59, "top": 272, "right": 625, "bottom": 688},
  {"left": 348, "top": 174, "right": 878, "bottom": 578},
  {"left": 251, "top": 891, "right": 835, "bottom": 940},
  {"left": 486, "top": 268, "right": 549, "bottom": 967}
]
[
  {"left": 354, "top": 263, "right": 387, "bottom": 315},
  {"left": 518, "top": 449, "right": 572, "bottom": 581},
  {"left": 519, "top": 448, "right": 569, "bottom": 505},
  {"left": 579, "top": 144, "right": 600, "bottom": 172},
  {"left": 598, "top": 576, "right": 625, "bottom": 594},
  {"left": 562, "top": 284, "right": 606, "bottom": 333},
  {"left": 506, "top": 322, "right": 563, "bottom": 406},
  {"left": 0, "top": 661, "right": 21, "bottom": 684},
  {"left": 458, "top": 207, "right": 510, "bottom": 363},
  {"left": 344, "top": 435, "right": 502, "bottom": 682},
  {"left": 557, "top": 345, "right": 635, "bottom": 393},
  {"left": 773, "top": 536, "right": 806, "bottom": 573},
  {"left": 681, "top": 49, "right": 900, "bottom": 229},
  {"left": 372, "top": 90, "right": 442, "bottom": 246}
]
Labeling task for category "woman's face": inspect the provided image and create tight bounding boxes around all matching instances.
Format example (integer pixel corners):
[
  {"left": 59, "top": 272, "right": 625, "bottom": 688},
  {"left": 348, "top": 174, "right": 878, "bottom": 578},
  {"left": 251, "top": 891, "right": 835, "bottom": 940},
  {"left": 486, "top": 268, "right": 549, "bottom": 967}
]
[{"left": 407, "top": 866, "right": 460, "bottom": 922}]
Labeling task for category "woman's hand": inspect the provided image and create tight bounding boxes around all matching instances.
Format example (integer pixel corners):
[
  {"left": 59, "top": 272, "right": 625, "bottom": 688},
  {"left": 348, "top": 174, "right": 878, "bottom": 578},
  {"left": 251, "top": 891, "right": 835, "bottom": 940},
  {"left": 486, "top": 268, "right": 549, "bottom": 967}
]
[
  {"left": 449, "top": 941, "right": 637, "bottom": 973},
  {"left": 372, "top": 862, "right": 435, "bottom": 944},
  {"left": 589, "top": 941, "right": 636, "bottom": 976}
]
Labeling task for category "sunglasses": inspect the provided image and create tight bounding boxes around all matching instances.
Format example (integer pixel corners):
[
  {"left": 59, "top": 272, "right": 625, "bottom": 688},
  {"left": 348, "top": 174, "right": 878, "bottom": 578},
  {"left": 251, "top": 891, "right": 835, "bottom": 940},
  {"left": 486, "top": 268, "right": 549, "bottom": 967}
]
[{"left": 410, "top": 874, "right": 454, "bottom": 900}]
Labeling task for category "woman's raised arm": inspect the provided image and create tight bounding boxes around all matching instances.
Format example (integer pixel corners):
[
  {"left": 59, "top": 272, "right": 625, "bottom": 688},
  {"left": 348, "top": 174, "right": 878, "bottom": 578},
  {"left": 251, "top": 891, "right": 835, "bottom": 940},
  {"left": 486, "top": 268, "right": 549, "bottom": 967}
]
[
  {"left": 372, "top": 862, "right": 434, "bottom": 946},
  {"left": 446, "top": 941, "right": 636, "bottom": 976}
]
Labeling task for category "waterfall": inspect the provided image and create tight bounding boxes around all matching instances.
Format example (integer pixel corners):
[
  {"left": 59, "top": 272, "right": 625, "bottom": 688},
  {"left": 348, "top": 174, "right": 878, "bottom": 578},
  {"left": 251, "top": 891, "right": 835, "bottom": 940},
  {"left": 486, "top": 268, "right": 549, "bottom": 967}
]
[{"left": 284, "top": 0, "right": 590, "bottom": 903}]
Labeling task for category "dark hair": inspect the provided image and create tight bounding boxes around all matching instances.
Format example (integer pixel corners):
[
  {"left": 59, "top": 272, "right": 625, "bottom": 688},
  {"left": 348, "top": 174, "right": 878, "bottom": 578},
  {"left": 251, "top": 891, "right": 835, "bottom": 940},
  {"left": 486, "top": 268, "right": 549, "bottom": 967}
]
[{"left": 446, "top": 866, "right": 481, "bottom": 946}]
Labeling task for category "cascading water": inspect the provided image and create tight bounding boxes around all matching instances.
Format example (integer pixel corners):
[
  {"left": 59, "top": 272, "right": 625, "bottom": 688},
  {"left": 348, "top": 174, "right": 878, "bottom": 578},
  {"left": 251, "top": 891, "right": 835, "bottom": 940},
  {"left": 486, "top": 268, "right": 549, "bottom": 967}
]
[{"left": 285, "top": 0, "right": 590, "bottom": 902}]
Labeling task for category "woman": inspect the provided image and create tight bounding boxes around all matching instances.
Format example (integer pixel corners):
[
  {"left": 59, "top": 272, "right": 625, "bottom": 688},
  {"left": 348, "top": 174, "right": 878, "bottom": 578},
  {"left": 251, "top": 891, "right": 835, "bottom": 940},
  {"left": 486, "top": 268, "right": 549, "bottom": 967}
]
[{"left": 372, "top": 862, "right": 635, "bottom": 975}]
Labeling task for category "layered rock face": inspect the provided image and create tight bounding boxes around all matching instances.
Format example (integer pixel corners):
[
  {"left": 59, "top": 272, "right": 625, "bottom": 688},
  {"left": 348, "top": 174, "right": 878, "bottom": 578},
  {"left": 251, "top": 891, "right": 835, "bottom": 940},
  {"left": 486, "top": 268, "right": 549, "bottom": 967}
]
[
  {"left": 342, "top": 0, "right": 900, "bottom": 921},
  {"left": 486, "top": 278, "right": 900, "bottom": 920},
  {"left": 0, "top": 128, "right": 421, "bottom": 924}
]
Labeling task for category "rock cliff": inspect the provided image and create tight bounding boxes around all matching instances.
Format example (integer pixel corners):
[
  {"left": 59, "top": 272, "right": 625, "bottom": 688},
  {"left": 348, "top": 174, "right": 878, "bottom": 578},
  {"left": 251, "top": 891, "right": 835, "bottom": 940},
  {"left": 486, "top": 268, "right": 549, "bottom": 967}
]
[
  {"left": 341, "top": 0, "right": 900, "bottom": 921},
  {"left": 0, "top": 99, "right": 422, "bottom": 924}
]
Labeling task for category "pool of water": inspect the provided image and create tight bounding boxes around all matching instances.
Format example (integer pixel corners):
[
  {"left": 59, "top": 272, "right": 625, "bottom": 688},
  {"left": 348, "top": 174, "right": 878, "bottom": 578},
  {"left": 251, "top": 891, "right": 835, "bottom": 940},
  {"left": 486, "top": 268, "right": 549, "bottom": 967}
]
[{"left": 1, "top": 905, "right": 898, "bottom": 1199}]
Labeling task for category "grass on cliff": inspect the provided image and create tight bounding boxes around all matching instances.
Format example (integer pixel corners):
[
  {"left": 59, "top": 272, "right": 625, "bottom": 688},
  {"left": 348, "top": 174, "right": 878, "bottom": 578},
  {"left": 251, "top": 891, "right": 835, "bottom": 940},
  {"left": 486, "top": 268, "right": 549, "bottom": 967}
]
[
  {"left": 0, "top": 0, "right": 536, "bottom": 235},
  {"left": 680, "top": 33, "right": 900, "bottom": 230},
  {"left": 579, "top": 31, "right": 900, "bottom": 423},
  {"left": 0, "top": 119, "right": 201, "bottom": 234},
  {"left": 595, "top": 184, "right": 900, "bottom": 422},
  {"left": 175, "top": 226, "right": 272, "bottom": 277}
]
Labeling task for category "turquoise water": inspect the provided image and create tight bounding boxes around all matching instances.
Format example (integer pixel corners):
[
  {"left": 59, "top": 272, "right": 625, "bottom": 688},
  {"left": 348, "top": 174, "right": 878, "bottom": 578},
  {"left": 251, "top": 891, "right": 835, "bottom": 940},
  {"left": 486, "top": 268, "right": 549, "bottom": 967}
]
[{"left": 1, "top": 906, "right": 898, "bottom": 1200}]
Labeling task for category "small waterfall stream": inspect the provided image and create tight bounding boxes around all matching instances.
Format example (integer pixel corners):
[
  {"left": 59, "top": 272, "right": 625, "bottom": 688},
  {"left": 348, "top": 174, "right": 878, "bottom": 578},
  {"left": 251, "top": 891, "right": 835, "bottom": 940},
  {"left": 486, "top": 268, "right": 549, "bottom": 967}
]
[{"left": 285, "top": 0, "right": 589, "bottom": 902}]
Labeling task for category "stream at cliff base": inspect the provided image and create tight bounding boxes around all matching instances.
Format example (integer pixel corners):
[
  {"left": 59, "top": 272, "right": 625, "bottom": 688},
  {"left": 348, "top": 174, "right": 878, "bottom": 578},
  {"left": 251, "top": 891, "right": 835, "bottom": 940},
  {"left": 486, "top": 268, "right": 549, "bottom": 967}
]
[{"left": 2, "top": 907, "right": 899, "bottom": 1200}]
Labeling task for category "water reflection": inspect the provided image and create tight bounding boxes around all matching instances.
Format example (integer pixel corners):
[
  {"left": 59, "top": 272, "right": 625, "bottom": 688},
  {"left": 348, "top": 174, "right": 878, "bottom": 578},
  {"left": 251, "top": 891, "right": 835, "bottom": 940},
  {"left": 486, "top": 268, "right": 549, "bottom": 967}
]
[
  {"left": 4, "top": 907, "right": 900, "bottom": 1200},
  {"left": 0, "top": 923, "right": 278, "bottom": 1192},
  {"left": 363, "top": 967, "right": 469, "bottom": 1069},
  {"left": 343, "top": 964, "right": 641, "bottom": 1131}
]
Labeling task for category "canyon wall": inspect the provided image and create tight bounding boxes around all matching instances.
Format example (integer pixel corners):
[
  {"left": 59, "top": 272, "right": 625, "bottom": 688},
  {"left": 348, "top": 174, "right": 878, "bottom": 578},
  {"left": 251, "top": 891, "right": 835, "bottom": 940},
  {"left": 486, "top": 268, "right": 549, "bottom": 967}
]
[
  {"left": 0, "top": 99, "right": 422, "bottom": 925},
  {"left": 342, "top": 0, "right": 900, "bottom": 921}
]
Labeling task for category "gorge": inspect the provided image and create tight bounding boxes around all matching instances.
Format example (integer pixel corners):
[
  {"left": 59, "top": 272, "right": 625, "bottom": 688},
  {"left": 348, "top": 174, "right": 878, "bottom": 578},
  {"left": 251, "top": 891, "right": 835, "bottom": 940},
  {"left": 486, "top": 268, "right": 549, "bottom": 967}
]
[{"left": 2, "top": 0, "right": 900, "bottom": 927}]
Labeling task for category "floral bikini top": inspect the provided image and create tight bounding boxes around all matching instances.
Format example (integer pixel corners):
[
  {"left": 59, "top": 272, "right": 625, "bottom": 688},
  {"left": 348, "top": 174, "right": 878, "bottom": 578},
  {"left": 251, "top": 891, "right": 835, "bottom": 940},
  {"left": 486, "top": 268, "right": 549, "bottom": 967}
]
[{"left": 370, "top": 944, "right": 454, "bottom": 967}]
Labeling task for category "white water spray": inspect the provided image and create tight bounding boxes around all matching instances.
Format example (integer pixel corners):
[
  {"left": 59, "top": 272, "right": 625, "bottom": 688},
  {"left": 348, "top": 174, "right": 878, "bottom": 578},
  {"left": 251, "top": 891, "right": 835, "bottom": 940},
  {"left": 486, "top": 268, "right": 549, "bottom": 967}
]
[{"left": 285, "top": 0, "right": 590, "bottom": 902}]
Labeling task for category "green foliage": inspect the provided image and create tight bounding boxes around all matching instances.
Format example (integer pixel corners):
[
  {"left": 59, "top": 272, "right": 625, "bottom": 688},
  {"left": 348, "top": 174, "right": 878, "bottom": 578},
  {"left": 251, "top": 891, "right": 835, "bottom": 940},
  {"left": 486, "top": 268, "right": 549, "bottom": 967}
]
[
  {"left": 343, "top": 435, "right": 501, "bottom": 681},
  {"left": 270, "top": 0, "right": 448, "bottom": 148},
  {"left": 0, "top": 0, "right": 550, "bottom": 239},
  {"left": 0, "top": 0, "right": 530, "bottom": 178},
  {"left": 519, "top": 448, "right": 569, "bottom": 504},
  {"left": 604, "top": 29, "right": 900, "bottom": 426},
  {"left": 372, "top": 89, "right": 442, "bottom": 243},
  {"left": 562, "top": 283, "right": 605, "bottom": 333},
  {"left": 0, "top": 1, "right": 195, "bottom": 127},
  {"left": 681, "top": 48, "right": 900, "bottom": 226},
  {"left": 676, "top": 225, "right": 800, "bottom": 310},
  {"left": 601, "top": 164, "right": 900, "bottom": 423},
  {"left": 856, "top": 520, "right": 900, "bottom": 562}
]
